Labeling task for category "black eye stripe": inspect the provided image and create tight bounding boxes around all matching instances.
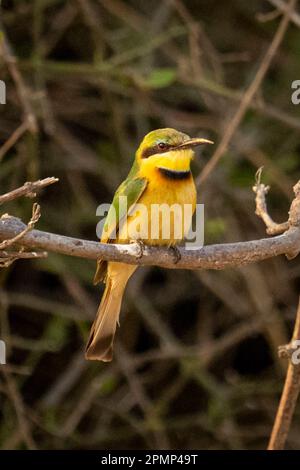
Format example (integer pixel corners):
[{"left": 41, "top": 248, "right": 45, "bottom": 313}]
[{"left": 142, "top": 143, "right": 172, "bottom": 159}]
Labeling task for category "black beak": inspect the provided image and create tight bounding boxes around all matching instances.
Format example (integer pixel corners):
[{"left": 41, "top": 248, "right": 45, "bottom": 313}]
[{"left": 175, "top": 138, "right": 214, "bottom": 150}]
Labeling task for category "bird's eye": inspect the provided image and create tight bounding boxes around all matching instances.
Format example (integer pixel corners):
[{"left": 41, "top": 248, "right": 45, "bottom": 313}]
[{"left": 158, "top": 142, "right": 167, "bottom": 150}]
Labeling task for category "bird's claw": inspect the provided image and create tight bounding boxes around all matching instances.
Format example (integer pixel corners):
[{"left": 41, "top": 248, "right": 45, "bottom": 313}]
[{"left": 169, "top": 245, "right": 181, "bottom": 264}]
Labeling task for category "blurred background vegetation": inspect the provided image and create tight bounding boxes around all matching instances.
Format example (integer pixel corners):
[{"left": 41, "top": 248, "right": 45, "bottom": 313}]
[{"left": 0, "top": 0, "right": 300, "bottom": 450}]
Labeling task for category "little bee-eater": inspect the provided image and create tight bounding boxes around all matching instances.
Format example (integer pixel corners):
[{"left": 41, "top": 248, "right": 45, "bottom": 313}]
[{"left": 86, "top": 128, "right": 213, "bottom": 361}]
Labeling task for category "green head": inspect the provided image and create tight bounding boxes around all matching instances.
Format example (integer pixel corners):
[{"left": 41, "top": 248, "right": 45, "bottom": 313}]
[{"left": 136, "top": 128, "right": 213, "bottom": 161}]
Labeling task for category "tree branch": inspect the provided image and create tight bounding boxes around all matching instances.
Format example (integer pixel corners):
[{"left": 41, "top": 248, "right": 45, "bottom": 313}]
[
  {"left": 253, "top": 167, "right": 290, "bottom": 235},
  {"left": 0, "top": 177, "right": 59, "bottom": 205},
  {"left": 0, "top": 203, "right": 41, "bottom": 250},
  {"left": 268, "top": 296, "right": 300, "bottom": 450},
  {"left": 0, "top": 176, "right": 299, "bottom": 270},
  {"left": 267, "top": 0, "right": 300, "bottom": 27},
  {"left": 0, "top": 178, "right": 58, "bottom": 266},
  {"left": 253, "top": 172, "right": 300, "bottom": 259},
  {"left": 0, "top": 217, "right": 299, "bottom": 271}
]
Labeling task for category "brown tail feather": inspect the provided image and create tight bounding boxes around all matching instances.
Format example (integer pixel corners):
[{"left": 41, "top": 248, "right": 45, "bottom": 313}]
[
  {"left": 93, "top": 260, "right": 107, "bottom": 285},
  {"left": 86, "top": 262, "right": 136, "bottom": 362}
]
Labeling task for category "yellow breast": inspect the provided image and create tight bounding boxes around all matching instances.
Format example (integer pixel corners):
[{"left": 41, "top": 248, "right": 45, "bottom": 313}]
[{"left": 118, "top": 149, "right": 197, "bottom": 246}]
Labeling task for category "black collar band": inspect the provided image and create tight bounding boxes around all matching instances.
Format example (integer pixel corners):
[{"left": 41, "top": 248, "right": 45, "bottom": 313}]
[{"left": 157, "top": 167, "right": 191, "bottom": 180}]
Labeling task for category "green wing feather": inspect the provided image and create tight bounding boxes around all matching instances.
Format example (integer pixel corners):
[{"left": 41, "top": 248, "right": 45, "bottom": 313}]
[
  {"left": 94, "top": 161, "right": 147, "bottom": 284},
  {"left": 101, "top": 166, "right": 147, "bottom": 243}
]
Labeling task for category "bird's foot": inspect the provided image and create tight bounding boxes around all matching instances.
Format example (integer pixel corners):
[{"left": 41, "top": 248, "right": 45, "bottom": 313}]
[
  {"left": 169, "top": 245, "right": 181, "bottom": 264},
  {"left": 131, "top": 239, "right": 145, "bottom": 259}
]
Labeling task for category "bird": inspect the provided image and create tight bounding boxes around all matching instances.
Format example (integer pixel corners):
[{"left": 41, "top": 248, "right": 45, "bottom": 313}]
[{"left": 85, "top": 128, "right": 213, "bottom": 361}]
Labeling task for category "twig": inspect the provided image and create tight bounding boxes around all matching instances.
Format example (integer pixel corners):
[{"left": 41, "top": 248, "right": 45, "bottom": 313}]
[
  {"left": 288, "top": 181, "right": 300, "bottom": 229},
  {"left": 0, "top": 249, "right": 47, "bottom": 268},
  {"left": 0, "top": 177, "right": 59, "bottom": 205},
  {"left": 253, "top": 167, "right": 290, "bottom": 235},
  {"left": 268, "top": 296, "right": 300, "bottom": 450},
  {"left": 0, "top": 178, "right": 58, "bottom": 265},
  {"left": 197, "top": 0, "right": 297, "bottom": 185},
  {"left": 1, "top": 369, "right": 37, "bottom": 449},
  {"left": 0, "top": 121, "right": 29, "bottom": 162},
  {"left": 0, "top": 19, "right": 38, "bottom": 133},
  {"left": 0, "top": 250, "right": 47, "bottom": 260},
  {"left": 0, "top": 203, "right": 41, "bottom": 250},
  {"left": 267, "top": 0, "right": 300, "bottom": 27},
  {"left": 257, "top": 9, "right": 283, "bottom": 23},
  {"left": 0, "top": 202, "right": 44, "bottom": 266}
]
